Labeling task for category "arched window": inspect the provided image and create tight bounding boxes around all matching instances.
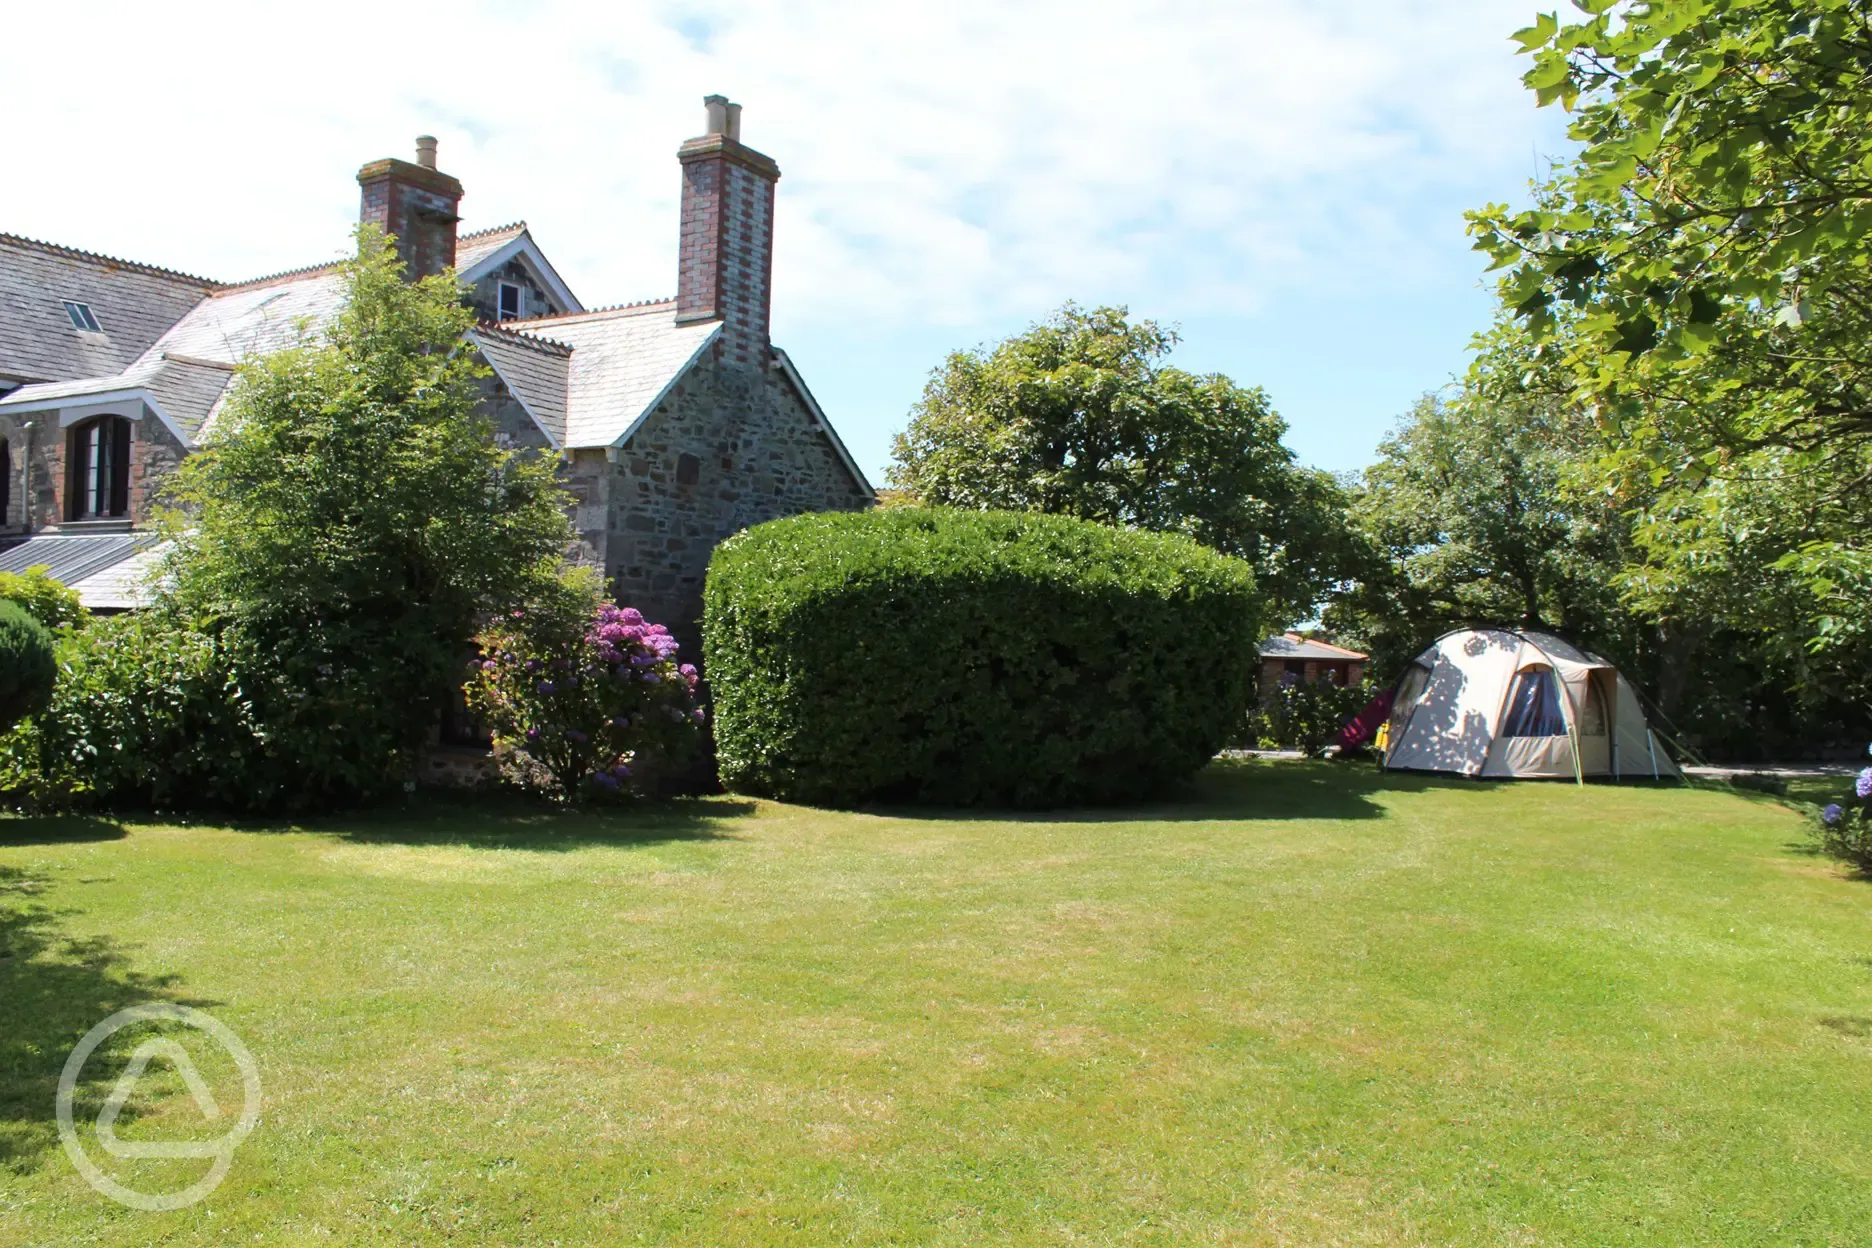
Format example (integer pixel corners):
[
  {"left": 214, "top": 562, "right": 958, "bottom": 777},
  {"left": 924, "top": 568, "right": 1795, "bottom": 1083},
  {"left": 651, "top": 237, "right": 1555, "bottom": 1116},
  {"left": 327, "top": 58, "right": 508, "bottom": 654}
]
[{"left": 66, "top": 416, "right": 132, "bottom": 521}]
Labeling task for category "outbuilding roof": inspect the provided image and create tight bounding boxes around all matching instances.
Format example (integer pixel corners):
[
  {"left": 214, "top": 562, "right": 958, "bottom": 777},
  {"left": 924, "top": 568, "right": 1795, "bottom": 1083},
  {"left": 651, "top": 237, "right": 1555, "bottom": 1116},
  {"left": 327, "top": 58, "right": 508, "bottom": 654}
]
[{"left": 1259, "top": 633, "right": 1368, "bottom": 662}]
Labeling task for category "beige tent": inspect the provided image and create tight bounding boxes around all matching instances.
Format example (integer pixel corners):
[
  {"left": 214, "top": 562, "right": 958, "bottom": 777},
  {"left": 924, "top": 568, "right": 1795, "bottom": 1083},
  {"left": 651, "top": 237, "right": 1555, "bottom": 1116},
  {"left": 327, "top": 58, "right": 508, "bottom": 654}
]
[{"left": 1381, "top": 628, "right": 1680, "bottom": 781}]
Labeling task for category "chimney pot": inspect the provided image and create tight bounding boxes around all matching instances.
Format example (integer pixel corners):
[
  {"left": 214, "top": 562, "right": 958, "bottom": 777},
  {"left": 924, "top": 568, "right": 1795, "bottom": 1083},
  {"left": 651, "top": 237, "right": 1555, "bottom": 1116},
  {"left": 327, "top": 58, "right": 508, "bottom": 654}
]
[
  {"left": 415, "top": 135, "right": 438, "bottom": 169},
  {"left": 703, "top": 94, "right": 730, "bottom": 136},
  {"left": 724, "top": 102, "right": 743, "bottom": 142}
]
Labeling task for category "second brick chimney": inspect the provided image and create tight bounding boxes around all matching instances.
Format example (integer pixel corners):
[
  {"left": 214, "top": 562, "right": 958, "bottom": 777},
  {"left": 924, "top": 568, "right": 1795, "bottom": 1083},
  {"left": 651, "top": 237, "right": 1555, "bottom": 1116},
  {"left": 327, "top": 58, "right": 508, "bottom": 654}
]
[
  {"left": 358, "top": 136, "right": 463, "bottom": 279},
  {"left": 675, "top": 96, "right": 780, "bottom": 367}
]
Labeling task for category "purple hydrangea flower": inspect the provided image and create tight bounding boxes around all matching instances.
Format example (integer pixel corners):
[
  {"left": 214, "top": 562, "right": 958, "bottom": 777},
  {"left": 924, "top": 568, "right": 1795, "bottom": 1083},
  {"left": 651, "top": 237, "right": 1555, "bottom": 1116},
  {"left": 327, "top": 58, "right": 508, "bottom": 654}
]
[
  {"left": 481, "top": 660, "right": 497, "bottom": 672},
  {"left": 1824, "top": 803, "right": 1844, "bottom": 826},
  {"left": 525, "top": 727, "right": 540, "bottom": 742},
  {"left": 537, "top": 681, "right": 557, "bottom": 695},
  {"left": 1857, "top": 768, "right": 1872, "bottom": 800},
  {"left": 591, "top": 771, "right": 620, "bottom": 789}
]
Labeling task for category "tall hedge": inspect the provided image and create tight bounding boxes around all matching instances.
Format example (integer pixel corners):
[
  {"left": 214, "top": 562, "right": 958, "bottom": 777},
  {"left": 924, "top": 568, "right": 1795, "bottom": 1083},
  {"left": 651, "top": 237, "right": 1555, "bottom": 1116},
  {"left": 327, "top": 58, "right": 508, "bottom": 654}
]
[
  {"left": 0, "top": 600, "right": 56, "bottom": 734},
  {"left": 703, "top": 508, "right": 1265, "bottom": 808}
]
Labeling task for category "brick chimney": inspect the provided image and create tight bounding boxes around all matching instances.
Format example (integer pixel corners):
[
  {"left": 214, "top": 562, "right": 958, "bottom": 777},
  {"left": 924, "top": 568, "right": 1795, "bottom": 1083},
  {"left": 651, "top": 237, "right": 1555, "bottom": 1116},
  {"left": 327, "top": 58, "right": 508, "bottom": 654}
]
[
  {"left": 357, "top": 135, "right": 463, "bottom": 279},
  {"left": 675, "top": 96, "right": 781, "bottom": 366}
]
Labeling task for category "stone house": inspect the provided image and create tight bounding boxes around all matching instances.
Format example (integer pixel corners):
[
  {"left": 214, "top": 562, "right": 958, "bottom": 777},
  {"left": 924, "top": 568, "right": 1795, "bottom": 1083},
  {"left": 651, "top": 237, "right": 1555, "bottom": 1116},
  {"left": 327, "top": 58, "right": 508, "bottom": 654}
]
[{"left": 0, "top": 97, "right": 874, "bottom": 632}]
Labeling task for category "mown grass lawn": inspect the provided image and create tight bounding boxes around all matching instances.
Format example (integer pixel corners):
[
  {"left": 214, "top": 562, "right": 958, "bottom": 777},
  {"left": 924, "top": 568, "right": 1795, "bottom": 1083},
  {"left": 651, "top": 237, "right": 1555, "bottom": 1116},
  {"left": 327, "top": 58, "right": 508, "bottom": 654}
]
[{"left": 1, "top": 760, "right": 1868, "bottom": 1246}]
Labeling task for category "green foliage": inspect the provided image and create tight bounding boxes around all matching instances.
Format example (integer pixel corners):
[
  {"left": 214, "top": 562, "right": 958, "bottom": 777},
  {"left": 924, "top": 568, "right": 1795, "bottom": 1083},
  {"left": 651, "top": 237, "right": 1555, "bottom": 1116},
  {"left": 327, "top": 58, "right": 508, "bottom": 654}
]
[
  {"left": 1324, "top": 336, "right": 1872, "bottom": 759},
  {"left": 1469, "top": 0, "right": 1872, "bottom": 652},
  {"left": 0, "top": 567, "right": 85, "bottom": 631},
  {"left": 1243, "top": 677, "right": 1377, "bottom": 756},
  {"left": 704, "top": 507, "right": 1265, "bottom": 808},
  {"left": 1813, "top": 773, "right": 1872, "bottom": 873},
  {"left": 0, "top": 613, "right": 261, "bottom": 811},
  {"left": 465, "top": 579, "right": 701, "bottom": 801},
  {"left": 0, "top": 601, "right": 55, "bottom": 735},
  {"left": 887, "top": 303, "right": 1351, "bottom": 626},
  {"left": 141, "top": 226, "right": 576, "bottom": 811}
]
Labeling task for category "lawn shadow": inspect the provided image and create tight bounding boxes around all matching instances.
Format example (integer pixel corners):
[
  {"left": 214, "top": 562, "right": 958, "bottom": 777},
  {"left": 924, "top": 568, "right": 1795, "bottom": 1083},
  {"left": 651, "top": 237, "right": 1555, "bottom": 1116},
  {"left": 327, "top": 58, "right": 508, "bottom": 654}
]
[
  {"left": 0, "top": 865, "right": 210, "bottom": 1175},
  {"left": 0, "top": 814, "right": 128, "bottom": 847},
  {"left": 872, "top": 757, "right": 1506, "bottom": 824},
  {"left": 276, "top": 791, "right": 762, "bottom": 852}
]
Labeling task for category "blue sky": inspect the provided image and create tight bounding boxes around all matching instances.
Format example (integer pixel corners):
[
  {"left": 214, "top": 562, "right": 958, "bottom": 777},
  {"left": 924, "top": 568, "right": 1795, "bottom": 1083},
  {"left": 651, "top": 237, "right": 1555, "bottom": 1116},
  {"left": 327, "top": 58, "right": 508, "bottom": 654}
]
[{"left": 0, "top": 0, "right": 1571, "bottom": 482}]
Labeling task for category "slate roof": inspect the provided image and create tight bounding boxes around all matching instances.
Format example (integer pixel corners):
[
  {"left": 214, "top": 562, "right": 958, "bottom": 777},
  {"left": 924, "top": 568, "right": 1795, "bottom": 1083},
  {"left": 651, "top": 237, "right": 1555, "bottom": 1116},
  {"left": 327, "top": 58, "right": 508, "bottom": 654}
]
[
  {"left": 470, "top": 325, "right": 571, "bottom": 447},
  {"left": 501, "top": 303, "right": 719, "bottom": 447},
  {"left": 0, "top": 355, "right": 236, "bottom": 444},
  {"left": 67, "top": 540, "right": 170, "bottom": 610},
  {"left": 141, "top": 269, "right": 347, "bottom": 370},
  {"left": 0, "top": 234, "right": 215, "bottom": 385},
  {"left": 1259, "top": 634, "right": 1367, "bottom": 662},
  {"left": 456, "top": 222, "right": 529, "bottom": 273},
  {"left": 0, "top": 531, "right": 165, "bottom": 609}
]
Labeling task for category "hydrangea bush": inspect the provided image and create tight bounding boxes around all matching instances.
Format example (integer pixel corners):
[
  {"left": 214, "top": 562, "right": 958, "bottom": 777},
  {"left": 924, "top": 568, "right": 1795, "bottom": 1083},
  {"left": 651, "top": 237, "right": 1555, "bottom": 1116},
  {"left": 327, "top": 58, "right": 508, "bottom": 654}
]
[
  {"left": 1815, "top": 756, "right": 1872, "bottom": 872},
  {"left": 465, "top": 599, "right": 702, "bottom": 800}
]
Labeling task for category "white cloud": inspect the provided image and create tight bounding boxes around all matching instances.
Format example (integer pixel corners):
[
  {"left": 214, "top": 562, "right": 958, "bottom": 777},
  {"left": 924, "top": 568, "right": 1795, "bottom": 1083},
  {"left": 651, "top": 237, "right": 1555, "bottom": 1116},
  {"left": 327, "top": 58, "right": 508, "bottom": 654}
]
[
  {"left": 3, "top": 0, "right": 1552, "bottom": 304},
  {"left": 0, "top": 0, "right": 1566, "bottom": 471}
]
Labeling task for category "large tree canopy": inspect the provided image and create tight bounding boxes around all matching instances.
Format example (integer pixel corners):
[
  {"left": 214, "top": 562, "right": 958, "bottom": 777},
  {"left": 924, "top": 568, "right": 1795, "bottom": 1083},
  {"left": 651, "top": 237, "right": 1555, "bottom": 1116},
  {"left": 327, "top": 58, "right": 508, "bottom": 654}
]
[
  {"left": 158, "top": 228, "right": 576, "bottom": 807},
  {"left": 887, "top": 304, "right": 1350, "bottom": 625},
  {"left": 1468, "top": 0, "right": 1872, "bottom": 649}
]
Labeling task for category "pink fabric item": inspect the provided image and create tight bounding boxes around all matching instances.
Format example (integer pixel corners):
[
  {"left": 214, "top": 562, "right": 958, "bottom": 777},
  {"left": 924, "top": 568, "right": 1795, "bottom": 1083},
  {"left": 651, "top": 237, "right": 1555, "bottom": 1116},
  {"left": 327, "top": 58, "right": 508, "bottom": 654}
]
[{"left": 1337, "top": 689, "right": 1395, "bottom": 749}]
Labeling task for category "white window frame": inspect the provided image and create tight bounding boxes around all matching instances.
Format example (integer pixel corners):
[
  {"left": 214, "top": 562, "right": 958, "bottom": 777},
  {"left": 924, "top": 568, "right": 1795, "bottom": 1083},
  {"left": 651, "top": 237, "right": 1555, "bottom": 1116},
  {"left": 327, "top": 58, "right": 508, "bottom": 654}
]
[{"left": 497, "top": 282, "right": 522, "bottom": 321}]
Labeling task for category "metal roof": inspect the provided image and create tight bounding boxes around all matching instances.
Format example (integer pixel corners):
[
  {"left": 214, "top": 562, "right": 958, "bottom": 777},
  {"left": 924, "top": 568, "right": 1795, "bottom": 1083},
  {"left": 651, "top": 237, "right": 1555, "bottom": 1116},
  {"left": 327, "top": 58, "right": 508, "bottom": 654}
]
[{"left": 0, "top": 532, "right": 163, "bottom": 606}]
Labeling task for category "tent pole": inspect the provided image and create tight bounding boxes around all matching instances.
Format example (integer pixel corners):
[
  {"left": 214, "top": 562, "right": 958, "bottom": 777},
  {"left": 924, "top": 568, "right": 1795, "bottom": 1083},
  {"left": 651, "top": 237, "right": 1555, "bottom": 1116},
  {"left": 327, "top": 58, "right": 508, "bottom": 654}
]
[{"left": 1647, "top": 729, "right": 1659, "bottom": 781}]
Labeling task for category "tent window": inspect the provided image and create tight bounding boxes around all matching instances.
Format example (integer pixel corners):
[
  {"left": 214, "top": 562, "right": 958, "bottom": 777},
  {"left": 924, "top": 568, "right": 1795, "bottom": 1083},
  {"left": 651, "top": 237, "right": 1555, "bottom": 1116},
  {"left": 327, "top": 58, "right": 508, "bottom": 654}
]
[{"left": 1500, "top": 666, "right": 1567, "bottom": 737}]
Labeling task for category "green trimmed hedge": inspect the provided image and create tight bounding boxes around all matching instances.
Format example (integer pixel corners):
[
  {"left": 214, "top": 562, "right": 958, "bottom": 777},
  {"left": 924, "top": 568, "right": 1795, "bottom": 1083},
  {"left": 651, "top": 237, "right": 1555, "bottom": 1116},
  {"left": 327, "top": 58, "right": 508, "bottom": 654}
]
[
  {"left": 0, "top": 600, "right": 56, "bottom": 734},
  {"left": 703, "top": 508, "right": 1265, "bottom": 808}
]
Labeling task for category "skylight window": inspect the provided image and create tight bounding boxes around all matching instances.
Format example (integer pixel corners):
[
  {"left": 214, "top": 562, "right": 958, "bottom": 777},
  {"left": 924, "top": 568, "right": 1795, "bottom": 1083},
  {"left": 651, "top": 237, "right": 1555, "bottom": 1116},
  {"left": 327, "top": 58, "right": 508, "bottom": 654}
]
[{"left": 63, "top": 301, "right": 102, "bottom": 332}]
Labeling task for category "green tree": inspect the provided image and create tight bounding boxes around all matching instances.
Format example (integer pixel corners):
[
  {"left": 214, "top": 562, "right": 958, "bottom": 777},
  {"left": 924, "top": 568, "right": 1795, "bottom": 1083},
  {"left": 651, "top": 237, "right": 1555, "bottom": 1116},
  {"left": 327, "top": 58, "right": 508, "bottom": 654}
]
[
  {"left": 1325, "top": 368, "right": 1635, "bottom": 675},
  {"left": 155, "top": 227, "right": 576, "bottom": 809},
  {"left": 1328, "top": 326, "right": 1872, "bottom": 758},
  {"left": 888, "top": 304, "right": 1350, "bottom": 625},
  {"left": 1469, "top": 0, "right": 1872, "bottom": 648}
]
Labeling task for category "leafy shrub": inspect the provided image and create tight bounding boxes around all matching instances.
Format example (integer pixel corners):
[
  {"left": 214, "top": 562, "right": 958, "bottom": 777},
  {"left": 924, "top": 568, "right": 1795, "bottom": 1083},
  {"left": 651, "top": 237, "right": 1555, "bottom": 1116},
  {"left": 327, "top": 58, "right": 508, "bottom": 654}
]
[
  {"left": 0, "top": 601, "right": 56, "bottom": 734},
  {"left": 0, "top": 613, "right": 263, "bottom": 811},
  {"left": 465, "top": 593, "right": 702, "bottom": 800},
  {"left": 1814, "top": 765, "right": 1872, "bottom": 873},
  {"left": 0, "top": 566, "right": 85, "bottom": 631},
  {"left": 704, "top": 507, "right": 1265, "bottom": 808},
  {"left": 1241, "top": 676, "right": 1378, "bottom": 756}
]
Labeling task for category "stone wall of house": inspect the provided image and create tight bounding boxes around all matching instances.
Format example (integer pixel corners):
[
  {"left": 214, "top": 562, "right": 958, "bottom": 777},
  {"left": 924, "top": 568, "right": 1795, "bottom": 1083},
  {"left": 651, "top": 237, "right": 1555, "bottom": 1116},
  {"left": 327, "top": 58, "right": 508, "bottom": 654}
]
[
  {"left": 563, "top": 353, "right": 872, "bottom": 644},
  {"left": 473, "top": 377, "right": 556, "bottom": 452},
  {"left": 466, "top": 260, "right": 561, "bottom": 325},
  {"left": 0, "top": 407, "right": 186, "bottom": 529}
]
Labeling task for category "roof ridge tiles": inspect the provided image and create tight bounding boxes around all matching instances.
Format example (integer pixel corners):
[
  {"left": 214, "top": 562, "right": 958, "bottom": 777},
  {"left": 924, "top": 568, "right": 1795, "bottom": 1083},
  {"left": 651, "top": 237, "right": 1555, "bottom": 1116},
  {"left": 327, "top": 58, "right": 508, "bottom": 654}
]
[
  {"left": 216, "top": 259, "right": 346, "bottom": 291},
  {"left": 473, "top": 321, "right": 574, "bottom": 355},
  {"left": 0, "top": 231, "right": 221, "bottom": 287},
  {"left": 500, "top": 297, "right": 677, "bottom": 326},
  {"left": 459, "top": 221, "right": 528, "bottom": 241}
]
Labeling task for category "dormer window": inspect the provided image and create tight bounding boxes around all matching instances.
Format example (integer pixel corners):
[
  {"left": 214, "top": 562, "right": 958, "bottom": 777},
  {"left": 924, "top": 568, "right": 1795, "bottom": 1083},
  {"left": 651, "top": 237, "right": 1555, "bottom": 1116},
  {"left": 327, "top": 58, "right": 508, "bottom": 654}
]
[
  {"left": 497, "top": 282, "right": 522, "bottom": 321},
  {"left": 64, "top": 301, "right": 102, "bottom": 332},
  {"left": 66, "top": 416, "right": 131, "bottom": 521}
]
